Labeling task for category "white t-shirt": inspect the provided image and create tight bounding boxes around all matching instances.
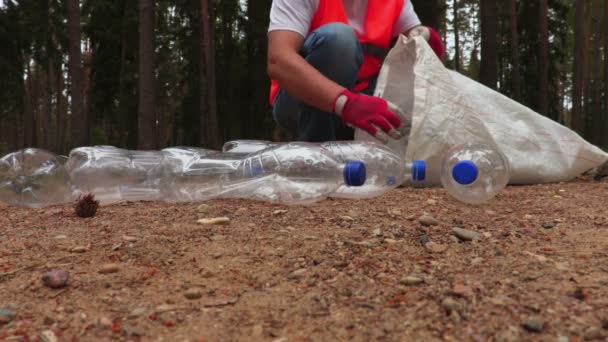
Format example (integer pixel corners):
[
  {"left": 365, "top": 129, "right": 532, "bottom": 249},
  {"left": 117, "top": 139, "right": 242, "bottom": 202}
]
[{"left": 268, "top": 0, "right": 421, "bottom": 39}]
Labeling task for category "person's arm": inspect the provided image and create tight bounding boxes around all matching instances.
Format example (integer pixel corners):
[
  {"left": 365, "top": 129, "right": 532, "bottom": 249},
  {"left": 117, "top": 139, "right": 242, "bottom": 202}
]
[
  {"left": 267, "top": 30, "right": 402, "bottom": 140},
  {"left": 267, "top": 30, "right": 343, "bottom": 113}
]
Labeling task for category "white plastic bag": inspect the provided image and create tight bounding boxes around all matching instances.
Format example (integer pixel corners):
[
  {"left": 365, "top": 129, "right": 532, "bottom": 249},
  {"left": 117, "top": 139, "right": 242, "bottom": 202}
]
[{"left": 356, "top": 36, "right": 608, "bottom": 185}]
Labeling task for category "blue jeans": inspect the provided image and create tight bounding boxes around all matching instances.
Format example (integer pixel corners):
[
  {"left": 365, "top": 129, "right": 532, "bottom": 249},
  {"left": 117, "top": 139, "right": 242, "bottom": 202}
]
[{"left": 272, "top": 23, "right": 377, "bottom": 142}]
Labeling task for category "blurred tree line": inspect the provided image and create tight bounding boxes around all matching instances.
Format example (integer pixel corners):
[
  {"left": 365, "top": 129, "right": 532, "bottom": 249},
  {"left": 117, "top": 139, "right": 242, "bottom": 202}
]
[{"left": 0, "top": 0, "right": 606, "bottom": 155}]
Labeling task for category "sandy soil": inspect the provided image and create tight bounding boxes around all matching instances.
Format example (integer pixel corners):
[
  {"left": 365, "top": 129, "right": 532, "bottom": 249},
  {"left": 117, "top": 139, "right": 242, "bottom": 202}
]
[{"left": 1, "top": 177, "right": 608, "bottom": 341}]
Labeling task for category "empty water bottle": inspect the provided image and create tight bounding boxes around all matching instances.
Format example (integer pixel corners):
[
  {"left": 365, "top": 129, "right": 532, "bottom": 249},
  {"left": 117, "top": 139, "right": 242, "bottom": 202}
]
[
  {"left": 159, "top": 147, "right": 239, "bottom": 203},
  {"left": 232, "top": 142, "right": 366, "bottom": 205},
  {"left": 440, "top": 143, "right": 510, "bottom": 204},
  {"left": 0, "top": 148, "right": 73, "bottom": 208},
  {"left": 223, "top": 140, "right": 425, "bottom": 199},
  {"left": 66, "top": 146, "right": 164, "bottom": 204},
  {"left": 222, "top": 140, "right": 274, "bottom": 154},
  {"left": 321, "top": 141, "right": 425, "bottom": 199},
  {"left": 165, "top": 142, "right": 365, "bottom": 205}
]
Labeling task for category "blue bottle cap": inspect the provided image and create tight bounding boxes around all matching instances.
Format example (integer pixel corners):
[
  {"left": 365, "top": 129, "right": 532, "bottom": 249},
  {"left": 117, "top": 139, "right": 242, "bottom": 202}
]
[
  {"left": 452, "top": 160, "right": 479, "bottom": 185},
  {"left": 344, "top": 161, "right": 366, "bottom": 187},
  {"left": 412, "top": 160, "right": 426, "bottom": 181}
]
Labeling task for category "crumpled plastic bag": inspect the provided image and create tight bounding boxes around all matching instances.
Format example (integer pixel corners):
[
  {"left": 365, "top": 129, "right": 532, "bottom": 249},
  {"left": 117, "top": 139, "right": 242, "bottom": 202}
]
[{"left": 356, "top": 36, "right": 608, "bottom": 185}]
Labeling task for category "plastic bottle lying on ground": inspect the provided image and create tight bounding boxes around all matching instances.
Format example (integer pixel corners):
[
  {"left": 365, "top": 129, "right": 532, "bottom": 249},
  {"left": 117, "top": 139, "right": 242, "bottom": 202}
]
[
  {"left": 159, "top": 147, "right": 240, "bottom": 203},
  {"left": 163, "top": 142, "right": 366, "bottom": 205},
  {"left": 0, "top": 148, "right": 73, "bottom": 208},
  {"left": 222, "top": 140, "right": 426, "bottom": 199},
  {"left": 66, "top": 146, "right": 165, "bottom": 204},
  {"left": 440, "top": 142, "right": 511, "bottom": 204}
]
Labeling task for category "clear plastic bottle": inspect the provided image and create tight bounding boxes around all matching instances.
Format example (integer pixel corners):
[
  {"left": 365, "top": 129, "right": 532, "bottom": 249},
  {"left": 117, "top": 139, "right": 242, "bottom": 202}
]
[
  {"left": 162, "top": 142, "right": 366, "bottom": 205},
  {"left": 159, "top": 147, "right": 240, "bottom": 203},
  {"left": 66, "top": 146, "right": 164, "bottom": 204},
  {"left": 222, "top": 140, "right": 425, "bottom": 199},
  {"left": 231, "top": 142, "right": 366, "bottom": 205},
  {"left": 440, "top": 143, "right": 511, "bottom": 204},
  {"left": 222, "top": 140, "right": 274, "bottom": 154},
  {"left": 0, "top": 148, "right": 73, "bottom": 208},
  {"left": 321, "top": 141, "right": 425, "bottom": 199}
]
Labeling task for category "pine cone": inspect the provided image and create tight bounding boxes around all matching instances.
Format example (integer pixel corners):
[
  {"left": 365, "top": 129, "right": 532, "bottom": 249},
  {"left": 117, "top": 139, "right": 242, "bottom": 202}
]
[{"left": 75, "top": 193, "right": 99, "bottom": 218}]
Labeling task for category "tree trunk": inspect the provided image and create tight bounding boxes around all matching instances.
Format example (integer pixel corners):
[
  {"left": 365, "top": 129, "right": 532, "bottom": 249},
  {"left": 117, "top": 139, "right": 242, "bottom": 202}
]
[
  {"left": 508, "top": 0, "right": 521, "bottom": 101},
  {"left": 604, "top": 0, "right": 608, "bottom": 148},
  {"left": 199, "top": 0, "right": 219, "bottom": 148},
  {"left": 66, "top": 0, "right": 87, "bottom": 148},
  {"left": 453, "top": 0, "right": 460, "bottom": 72},
  {"left": 480, "top": 0, "right": 498, "bottom": 89},
  {"left": 538, "top": 0, "right": 549, "bottom": 117},
  {"left": 138, "top": 0, "right": 157, "bottom": 150},
  {"left": 571, "top": 0, "right": 585, "bottom": 133},
  {"left": 56, "top": 63, "right": 65, "bottom": 154},
  {"left": 24, "top": 60, "right": 35, "bottom": 147},
  {"left": 410, "top": 0, "right": 443, "bottom": 31},
  {"left": 588, "top": 0, "right": 602, "bottom": 145}
]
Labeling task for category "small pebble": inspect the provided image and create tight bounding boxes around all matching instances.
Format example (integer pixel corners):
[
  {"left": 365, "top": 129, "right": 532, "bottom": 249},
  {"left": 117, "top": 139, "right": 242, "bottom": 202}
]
[
  {"left": 42, "top": 270, "right": 70, "bottom": 289},
  {"left": 425, "top": 242, "right": 447, "bottom": 253},
  {"left": 288, "top": 268, "right": 307, "bottom": 279},
  {"left": 441, "top": 298, "right": 462, "bottom": 313},
  {"left": 400, "top": 276, "right": 424, "bottom": 286},
  {"left": 197, "top": 217, "right": 230, "bottom": 225},
  {"left": 122, "top": 235, "right": 138, "bottom": 242},
  {"left": 542, "top": 223, "right": 555, "bottom": 229},
  {"left": 97, "top": 316, "right": 113, "bottom": 329},
  {"left": 372, "top": 228, "right": 382, "bottom": 237},
  {"left": 426, "top": 199, "right": 438, "bottom": 205},
  {"left": 98, "top": 263, "right": 121, "bottom": 274},
  {"left": 43, "top": 314, "right": 57, "bottom": 325},
  {"left": 71, "top": 246, "right": 87, "bottom": 253},
  {"left": 521, "top": 317, "right": 544, "bottom": 333},
  {"left": 419, "top": 215, "right": 439, "bottom": 226},
  {"left": 39, "top": 330, "right": 58, "bottom": 342},
  {"left": 54, "top": 235, "right": 67, "bottom": 240},
  {"left": 184, "top": 288, "right": 202, "bottom": 300},
  {"left": 452, "top": 227, "right": 481, "bottom": 241},
  {"left": 0, "top": 306, "right": 15, "bottom": 325},
  {"left": 419, "top": 236, "right": 430, "bottom": 246},
  {"left": 584, "top": 327, "right": 606, "bottom": 340},
  {"left": 273, "top": 210, "right": 288, "bottom": 215},
  {"left": 128, "top": 307, "right": 146, "bottom": 319},
  {"left": 197, "top": 204, "right": 212, "bottom": 213}
]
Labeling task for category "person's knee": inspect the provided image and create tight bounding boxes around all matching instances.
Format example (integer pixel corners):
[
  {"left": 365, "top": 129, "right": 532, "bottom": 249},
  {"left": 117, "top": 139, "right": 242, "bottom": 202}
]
[
  {"left": 305, "top": 23, "right": 363, "bottom": 86},
  {"left": 314, "top": 23, "right": 362, "bottom": 63},
  {"left": 313, "top": 23, "right": 359, "bottom": 53}
]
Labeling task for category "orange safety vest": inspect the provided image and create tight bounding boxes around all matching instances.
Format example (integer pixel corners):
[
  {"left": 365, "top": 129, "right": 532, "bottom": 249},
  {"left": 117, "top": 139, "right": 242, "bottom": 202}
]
[{"left": 269, "top": 0, "right": 405, "bottom": 105}]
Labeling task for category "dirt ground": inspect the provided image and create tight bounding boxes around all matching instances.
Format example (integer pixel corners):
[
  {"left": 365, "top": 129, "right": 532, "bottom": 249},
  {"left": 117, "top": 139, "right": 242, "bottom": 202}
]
[{"left": 1, "top": 176, "right": 608, "bottom": 342}]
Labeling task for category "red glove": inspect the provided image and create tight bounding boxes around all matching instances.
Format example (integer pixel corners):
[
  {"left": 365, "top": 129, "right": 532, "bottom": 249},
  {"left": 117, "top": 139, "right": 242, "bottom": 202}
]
[{"left": 333, "top": 90, "right": 402, "bottom": 140}]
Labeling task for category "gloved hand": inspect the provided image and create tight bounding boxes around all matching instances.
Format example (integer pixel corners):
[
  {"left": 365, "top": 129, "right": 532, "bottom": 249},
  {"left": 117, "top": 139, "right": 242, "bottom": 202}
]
[
  {"left": 333, "top": 89, "right": 403, "bottom": 143},
  {"left": 408, "top": 26, "right": 446, "bottom": 60}
]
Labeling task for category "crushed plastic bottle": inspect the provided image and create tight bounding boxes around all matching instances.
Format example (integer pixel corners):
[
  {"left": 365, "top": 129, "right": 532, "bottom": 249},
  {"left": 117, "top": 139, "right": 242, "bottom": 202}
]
[
  {"left": 235, "top": 142, "right": 366, "bottom": 205},
  {"left": 222, "top": 140, "right": 426, "bottom": 199},
  {"left": 221, "top": 140, "right": 274, "bottom": 154},
  {"left": 321, "top": 141, "right": 425, "bottom": 199},
  {"left": 440, "top": 143, "right": 511, "bottom": 204},
  {"left": 66, "top": 146, "right": 164, "bottom": 204},
  {"left": 0, "top": 148, "right": 73, "bottom": 208},
  {"left": 166, "top": 142, "right": 366, "bottom": 205},
  {"left": 159, "top": 147, "right": 239, "bottom": 203}
]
